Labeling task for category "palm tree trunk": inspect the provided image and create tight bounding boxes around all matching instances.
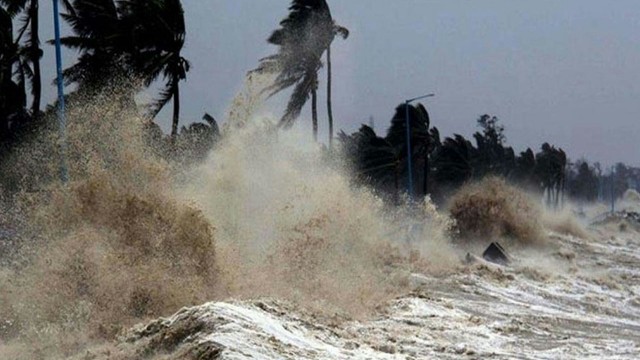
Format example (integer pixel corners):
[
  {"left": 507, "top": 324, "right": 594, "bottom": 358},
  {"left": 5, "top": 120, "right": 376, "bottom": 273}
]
[
  {"left": 29, "top": 0, "right": 41, "bottom": 117},
  {"left": 171, "top": 77, "right": 180, "bottom": 140},
  {"left": 326, "top": 44, "right": 333, "bottom": 148},
  {"left": 0, "top": 16, "right": 13, "bottom": 141},
  {"left": 423, "top": 155, "right": 429, "bottom": 196},
  {"left": 311, "top": 85, "right": 318, "bottom": 142},
  {"left": 553, "top": 183, "right": 558, "bottom": 210}
]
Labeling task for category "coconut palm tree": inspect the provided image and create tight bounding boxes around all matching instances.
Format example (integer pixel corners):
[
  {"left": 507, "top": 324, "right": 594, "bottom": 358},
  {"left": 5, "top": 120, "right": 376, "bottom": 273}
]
[
  {"left": 60, "top": 0, "right": 189, "bottom": 139},
  {"left": 385, "top": 103, "right": 435, "bottom": 196},
  {"left": 254, "top": 0, "right": 339, "bottom": 142},
  {"left": 535, "top": 143, "right": 567, "bottom": 207},
  {"left": 339, "top": 124, "right": 402, "bottom": 195},
  {"left": 0, "top": 5, "right": 14, "bottom": 92},
  {"left": 431, "top": 134, "right": 478, "bottom": 190},
  {"left": 0, "top": 5, "right": 30, "bottom": 143},
  {"left": 58, "top": 0, "right": 128, "bottom": 91},
  {"left": 0, "top": 0, "right": 46, "bottom": 117},
  {"left": 119, "top": 0, "right": 190, "bottom": 140},
  {"left": 1, "top": 5, "right": 16, "bottom": 140}
]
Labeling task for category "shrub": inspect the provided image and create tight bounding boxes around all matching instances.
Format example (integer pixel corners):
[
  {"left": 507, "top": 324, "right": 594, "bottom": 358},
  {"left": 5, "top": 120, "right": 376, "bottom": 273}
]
[{"left": 448, "top": 177, "right": 545, "bottom": 245}]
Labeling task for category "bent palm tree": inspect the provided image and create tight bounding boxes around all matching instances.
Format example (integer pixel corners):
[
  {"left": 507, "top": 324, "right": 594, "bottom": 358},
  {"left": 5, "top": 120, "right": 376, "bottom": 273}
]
[
  {"left": 120, "top": 0, "right": 190, "bottom": 140},
  {"left": 60, "top": 0, "right": 190, "bottom": 139},
  {"left": 0, "top": 0, "right": 49, "bottom": 116},
  {"left": 431, "top": 134, "right": 478, "bottom": 189},
  {"left": 254, "top": 0, "right": 338, "bottom": 142},
  {"left": 58, "top": 0, "right": 127, "bottom": 91},
  {"left": 385, "top": 103, "right": 434, "bottom": 196},
  {"left": 339, "top": 124, "right": 402, "bottom": 194},
  {"left": 1, "top": 5, "right": 17, "bottom": 139}
]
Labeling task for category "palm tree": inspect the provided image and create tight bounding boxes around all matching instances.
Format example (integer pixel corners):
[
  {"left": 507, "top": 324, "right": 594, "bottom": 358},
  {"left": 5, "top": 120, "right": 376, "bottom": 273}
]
[
  {"left": 513, "top": 148, "right": 536, "bottom": 185},
  {"left": 1, "top": 5, "right": 16, "bottom": 140},
  {"left": 254, "top": 0, "right": 338, "bottom": 142},
  {"left": 0, "top": 5, "right": 14, "bottom": 92},
  {"left": 339, "top": 124, "right": 402, "bottom": 196},
  {"left": 58, "top": 0, "right": 128, "bottom": 91},
  {"left": 0, "top": 0, "right": 45, "bottom": 117},
  {"left": 536, "top": 144, "right": 567, "bottom": 209},
  {"left": 431, "top": 134, "right": 478, "bottom": 190},
  {"left": 120, "top": 0, "right": 190, "bottom": 140},
  {"left": 326, "top": 23, "right": 348, "bottom": 148},
  {"left": 0, "top": 5, "right": 30, "bottom": 143},
  {"left": 385, "top": 103, "right": 434, "bottom": 196},
  {"left": 60, "top": 0, "right": 190, "bottom": 139}
]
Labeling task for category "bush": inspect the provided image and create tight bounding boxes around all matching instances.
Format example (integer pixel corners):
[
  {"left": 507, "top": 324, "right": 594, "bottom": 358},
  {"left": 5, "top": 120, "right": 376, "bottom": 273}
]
[{"left": 448, "top": 177, "right": 545, "bottom": 245}]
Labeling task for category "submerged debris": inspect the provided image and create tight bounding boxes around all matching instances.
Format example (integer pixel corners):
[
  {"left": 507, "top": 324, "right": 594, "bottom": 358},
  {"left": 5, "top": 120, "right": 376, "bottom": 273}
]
[{"left": 482, "top": 242, "right": 510, "bottom": 265}]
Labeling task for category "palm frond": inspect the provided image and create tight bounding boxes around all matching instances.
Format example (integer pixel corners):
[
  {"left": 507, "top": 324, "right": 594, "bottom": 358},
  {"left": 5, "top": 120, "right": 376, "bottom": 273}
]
[
  {"left": 14, "top": 12, "right": 29, "bottom": 43},
  {"left": 334, "top": 24, "right": 349, "bottom": 39},
  {"left": 254, "top": 0, "right": 338, "bottom": 127},
  {"left": 0, "top": 0, "right": 27, "bottom": 17},
  {"left": 147, "top": 79, "right": 174, "bottom": 119},
  {"left": 279, "top": 70, "right": 316, "bottom": 128}
]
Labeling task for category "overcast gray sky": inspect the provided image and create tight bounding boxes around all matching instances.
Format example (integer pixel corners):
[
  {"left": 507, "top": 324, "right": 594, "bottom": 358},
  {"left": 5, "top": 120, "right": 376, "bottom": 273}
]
[{"left": 36, "top": 1, "right": 640, "bottom": 166}]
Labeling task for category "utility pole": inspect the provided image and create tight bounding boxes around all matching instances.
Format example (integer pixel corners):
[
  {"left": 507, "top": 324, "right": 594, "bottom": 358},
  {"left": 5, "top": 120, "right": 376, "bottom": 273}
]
[
  {"left": 404, "top": 93, "right": 435, "bottom": 198},
  {"left": 53, "top": 0, "right": 68, "bottom": 182}
]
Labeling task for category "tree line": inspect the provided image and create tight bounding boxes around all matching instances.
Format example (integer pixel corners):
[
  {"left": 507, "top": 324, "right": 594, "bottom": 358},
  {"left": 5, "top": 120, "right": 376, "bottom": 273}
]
[
  {"left": 339, "top": 103, "right": 640, "bottom": 207},
  {"left": 1, "top": 0, "right": 191, "bottom": 147},
  {"left": 1, "top": 1, "right": 347, "bottom": 159},
  {"left": 339, "top": 105, "right": 569, "bottom": 206},
  {"left": 1, "top": 0, "right": 637, "bottom": 206}
]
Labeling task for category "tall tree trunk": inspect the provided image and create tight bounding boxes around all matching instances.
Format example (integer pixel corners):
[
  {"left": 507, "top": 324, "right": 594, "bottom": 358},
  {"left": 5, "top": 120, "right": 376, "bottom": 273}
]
[
  {"left": 311, "top": 83, "right": 318, "bottom": 142},
  {"left": 171, "top": 76, "right": 180, "bottom": 140},
  {"left": 326, "top": 44, "right": 333, "bottom": 148},
  {"left": 394, "top": 162, "right": 400, "bottom": 204},
  {"left": 422, "top": 155, "right": 429, "bottom": 196},
  {"left": 29, "top": 0, "right": 41, "bottom": 117},
  {"left": 0, "top": 16, "right": 13, "bottom": 141},
  {"left": 553, "top": 181, "right": 561, "bottom": 211}
]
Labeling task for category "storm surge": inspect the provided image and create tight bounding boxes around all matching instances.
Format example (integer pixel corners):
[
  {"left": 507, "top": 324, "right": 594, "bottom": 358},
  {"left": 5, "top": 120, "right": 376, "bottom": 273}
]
[{"left": 0, "top": 86, "right": 454, "bottom": 358}]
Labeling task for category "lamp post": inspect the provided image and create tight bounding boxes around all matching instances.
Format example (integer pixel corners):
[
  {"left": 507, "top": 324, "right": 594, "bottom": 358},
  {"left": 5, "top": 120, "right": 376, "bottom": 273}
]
[
  {"left": 404, "top": 93, "right": 434, "bottom": 198},
  {"left": 52, "top": 0, "right": 67, "bottom": 182}
]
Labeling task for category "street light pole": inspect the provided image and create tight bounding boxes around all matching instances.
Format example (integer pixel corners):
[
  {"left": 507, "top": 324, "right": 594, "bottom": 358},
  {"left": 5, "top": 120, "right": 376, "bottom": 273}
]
[
  {"left": 53, "top": 0, "right": 67, "bottom": 183},
  {"left": 404, "top": 93, "right": 435, "bottom": 198}
]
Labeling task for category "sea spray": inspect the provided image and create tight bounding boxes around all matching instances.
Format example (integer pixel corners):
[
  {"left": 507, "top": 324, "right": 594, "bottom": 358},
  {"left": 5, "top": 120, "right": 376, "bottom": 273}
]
[
  {"left": 448, "top": 176, "right": 546, "bottom": 246},
  {"left": 0, "top": 95, "right": 217, "bottom": 358},
  {"left": 0, "top": 86, "right": 455, "bottom": 358},
  {"left": 179, "top": 122, "right": 456, "bottom": 314}
]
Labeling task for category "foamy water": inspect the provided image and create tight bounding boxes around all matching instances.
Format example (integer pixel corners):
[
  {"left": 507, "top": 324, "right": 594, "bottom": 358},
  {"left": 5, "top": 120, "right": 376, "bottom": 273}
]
[
  {"left": 1, "top": 84, "right": 638, "bottom": 359},
  {"left": 92, "top": 225, "right": 640, "bottom": 359},
  {"left": 0, "top": 90, "right": 453, "bottom": 358}
]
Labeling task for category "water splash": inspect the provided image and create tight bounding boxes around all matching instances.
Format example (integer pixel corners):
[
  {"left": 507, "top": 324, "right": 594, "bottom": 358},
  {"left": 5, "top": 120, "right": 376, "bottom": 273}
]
[{"left": 0, "top": 85, "right": 455, "bottom": 358}]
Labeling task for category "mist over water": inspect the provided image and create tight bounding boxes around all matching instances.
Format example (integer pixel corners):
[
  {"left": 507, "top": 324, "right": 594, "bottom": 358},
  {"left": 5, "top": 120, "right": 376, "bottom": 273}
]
[
  {"left": 1, "top": 83, "right": 635, "bottom": 359},
  {"left": 0, "top": 82, "right": 456, "bottom": 358},
  {"left": 181, "top": 121, "right": 456, "bottom": 308}
]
